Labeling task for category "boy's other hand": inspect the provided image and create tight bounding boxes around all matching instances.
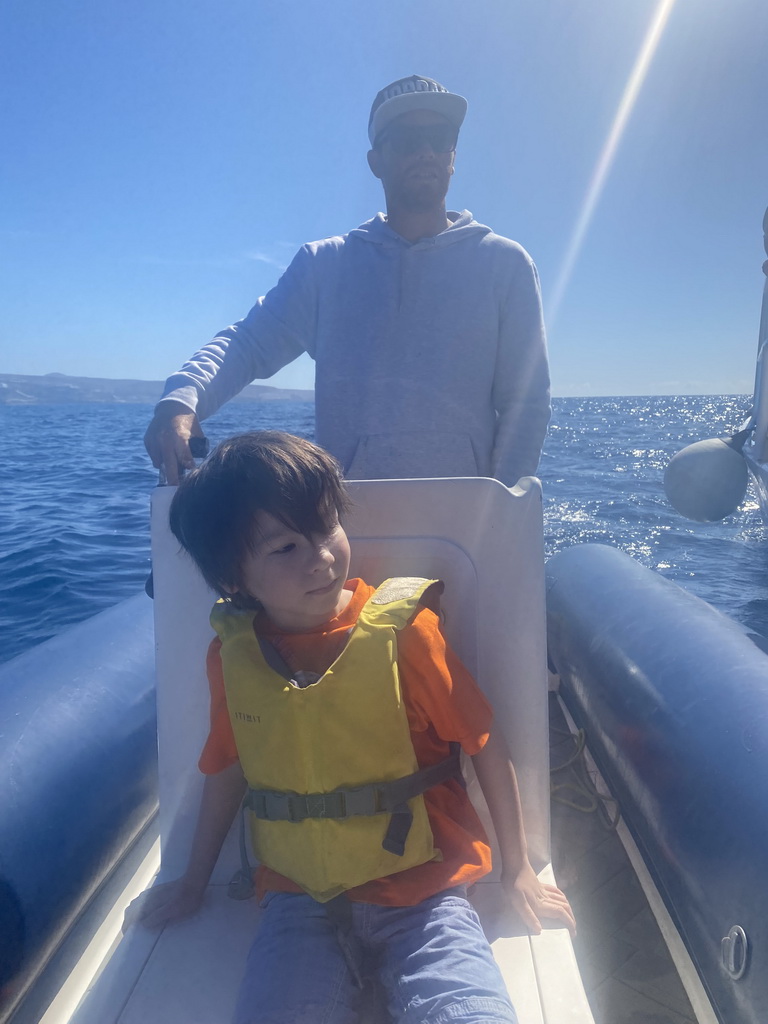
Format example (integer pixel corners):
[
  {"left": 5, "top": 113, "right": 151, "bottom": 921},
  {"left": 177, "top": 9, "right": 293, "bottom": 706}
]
[
  {"left": 123, "top": 878, "right": 205, "bottom": 932},
  {"left": 502, "top": 862, "right": 576, "bottom": 938},
  {"left": 143, "top": 403, "right": 205, "bottom": 485}
]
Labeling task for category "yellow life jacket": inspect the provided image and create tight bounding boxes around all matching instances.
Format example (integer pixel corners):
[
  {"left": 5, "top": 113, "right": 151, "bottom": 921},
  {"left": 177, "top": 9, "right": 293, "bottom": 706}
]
[{"left": 211, "top": 577, "right": 461, "bottom": 903}]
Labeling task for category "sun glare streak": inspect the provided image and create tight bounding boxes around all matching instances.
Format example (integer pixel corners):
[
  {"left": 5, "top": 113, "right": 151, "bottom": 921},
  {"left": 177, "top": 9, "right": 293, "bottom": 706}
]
[{"left": 548, "top": 0, "right": 677, "bottom": 328}]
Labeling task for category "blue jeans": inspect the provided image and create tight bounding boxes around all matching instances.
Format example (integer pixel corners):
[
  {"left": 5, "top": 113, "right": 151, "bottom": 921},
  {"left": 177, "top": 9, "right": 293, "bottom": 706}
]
[{"left": 232, "top": 886, "right": 518, "bottom": 1024}]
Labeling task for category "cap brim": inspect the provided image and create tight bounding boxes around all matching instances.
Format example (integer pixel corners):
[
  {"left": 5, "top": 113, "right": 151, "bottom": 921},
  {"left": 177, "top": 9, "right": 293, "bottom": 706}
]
[{"left": 369, "top": 92, "right": 467, "bottom": 146}]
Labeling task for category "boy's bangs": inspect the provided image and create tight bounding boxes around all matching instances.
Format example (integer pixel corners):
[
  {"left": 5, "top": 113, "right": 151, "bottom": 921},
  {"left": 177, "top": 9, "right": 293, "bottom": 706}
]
[{"left": 253, "top": 469, "right": 349, "bottom": 546}]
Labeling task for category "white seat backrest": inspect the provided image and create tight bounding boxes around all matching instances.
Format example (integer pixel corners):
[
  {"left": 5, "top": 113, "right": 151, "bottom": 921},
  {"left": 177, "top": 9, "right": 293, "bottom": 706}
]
[{"left": 150, "top": 477, "right": 550, "bottom": 880}]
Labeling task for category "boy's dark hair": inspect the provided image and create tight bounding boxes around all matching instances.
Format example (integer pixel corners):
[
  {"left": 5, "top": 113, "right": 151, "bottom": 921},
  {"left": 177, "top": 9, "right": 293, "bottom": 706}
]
[{"left": 169, "top": 431, "right": 350, "bottom": 602}]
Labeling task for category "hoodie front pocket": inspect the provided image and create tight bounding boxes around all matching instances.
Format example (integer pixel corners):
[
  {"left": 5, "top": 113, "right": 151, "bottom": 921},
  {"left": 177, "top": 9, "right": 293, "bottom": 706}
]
[{"left": 345, "top": 432, "right": 480, "bottom": 480}]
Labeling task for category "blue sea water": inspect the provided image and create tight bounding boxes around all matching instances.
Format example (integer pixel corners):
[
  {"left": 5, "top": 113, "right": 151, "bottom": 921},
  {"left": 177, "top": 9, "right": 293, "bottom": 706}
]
[{"left": 2, "top": 396, "right": 767, "bottom": 665}]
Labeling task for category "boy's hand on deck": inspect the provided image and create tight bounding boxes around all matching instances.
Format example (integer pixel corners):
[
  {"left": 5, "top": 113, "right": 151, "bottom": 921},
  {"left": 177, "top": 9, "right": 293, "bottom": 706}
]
[
  {"left": 124, "top": 878, "right": 205, "bottom": 932},
  {"left": 502, "top": 862, "right": 576, "bottom": 937}
]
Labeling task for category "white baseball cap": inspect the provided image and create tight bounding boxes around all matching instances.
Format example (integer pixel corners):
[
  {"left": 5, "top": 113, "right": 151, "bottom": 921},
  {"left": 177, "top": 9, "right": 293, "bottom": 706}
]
[{"left": 368, "top": 75, "right": 467, "bottom": 147}]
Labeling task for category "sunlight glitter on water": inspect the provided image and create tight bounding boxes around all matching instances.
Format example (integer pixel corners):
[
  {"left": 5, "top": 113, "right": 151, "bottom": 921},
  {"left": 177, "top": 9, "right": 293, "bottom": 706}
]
[{"left": 3, "top": 394, "right": 768, "bottom": 662}]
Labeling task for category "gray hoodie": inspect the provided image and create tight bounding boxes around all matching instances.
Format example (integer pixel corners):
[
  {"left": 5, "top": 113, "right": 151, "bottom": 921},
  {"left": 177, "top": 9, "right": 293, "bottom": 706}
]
[{"left": 159, "top": 210, "right": 550, "bottom": 484}]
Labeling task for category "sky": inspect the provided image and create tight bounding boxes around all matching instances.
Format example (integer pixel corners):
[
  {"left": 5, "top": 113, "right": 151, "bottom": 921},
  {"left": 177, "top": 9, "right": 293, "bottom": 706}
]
[{"left": 1, "top": 0, "right": 767, "bottom": 397}]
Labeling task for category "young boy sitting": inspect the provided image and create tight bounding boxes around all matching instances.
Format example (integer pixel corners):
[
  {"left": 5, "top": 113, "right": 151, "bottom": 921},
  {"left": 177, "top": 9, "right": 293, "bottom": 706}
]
[{"left": 136, "top": 430, "right": 575, "bottom": 1024}]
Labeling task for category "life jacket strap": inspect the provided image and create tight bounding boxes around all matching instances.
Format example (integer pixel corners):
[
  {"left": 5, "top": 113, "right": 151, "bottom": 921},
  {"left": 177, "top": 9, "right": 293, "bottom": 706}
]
[{"left": 244, "top": 746, "right": 462, "bottom": 857}]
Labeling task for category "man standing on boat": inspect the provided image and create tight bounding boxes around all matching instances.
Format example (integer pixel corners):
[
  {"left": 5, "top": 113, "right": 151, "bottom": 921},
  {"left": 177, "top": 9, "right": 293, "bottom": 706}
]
[{"left": 144, "top": 76, "right": 550, "bottom": 485}]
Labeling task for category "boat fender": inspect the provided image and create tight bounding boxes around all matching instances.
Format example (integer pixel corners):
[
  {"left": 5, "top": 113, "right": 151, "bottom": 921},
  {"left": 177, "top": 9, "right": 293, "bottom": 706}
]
[{"left": 663, "top": 431, "right": 749, "bottom": 521}]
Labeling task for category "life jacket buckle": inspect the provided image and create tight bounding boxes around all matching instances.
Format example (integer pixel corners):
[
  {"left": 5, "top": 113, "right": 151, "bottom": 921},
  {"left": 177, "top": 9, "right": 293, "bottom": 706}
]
[{"left": 339, "top": 786, "right": 380, "bottom": 818}]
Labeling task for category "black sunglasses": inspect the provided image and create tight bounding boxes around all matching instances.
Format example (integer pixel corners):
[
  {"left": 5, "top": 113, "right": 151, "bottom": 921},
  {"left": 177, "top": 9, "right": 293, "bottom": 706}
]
[{"left": 376, "top": 123, "right": 458, "bottom": 156}]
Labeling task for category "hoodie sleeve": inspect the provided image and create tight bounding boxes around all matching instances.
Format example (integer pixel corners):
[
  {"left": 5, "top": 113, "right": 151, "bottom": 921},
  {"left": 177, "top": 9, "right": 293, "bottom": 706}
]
[
  {"left": 156, "top": 245, "right": 318, "bottom": 421},
  {"left": 490, "top": 252, "right": 551, "bottom": 485}
]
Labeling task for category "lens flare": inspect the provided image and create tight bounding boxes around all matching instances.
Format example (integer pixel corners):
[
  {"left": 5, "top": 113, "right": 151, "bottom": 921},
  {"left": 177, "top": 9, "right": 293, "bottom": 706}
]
[{"left": 548, "top": 0, "right": 677, "bottom": 327}]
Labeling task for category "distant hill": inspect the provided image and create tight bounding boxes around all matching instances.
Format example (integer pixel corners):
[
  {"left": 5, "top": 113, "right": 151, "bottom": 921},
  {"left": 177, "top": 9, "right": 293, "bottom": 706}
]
[{"left": 0, "top": 372, "right": 314, "bottom": 406}]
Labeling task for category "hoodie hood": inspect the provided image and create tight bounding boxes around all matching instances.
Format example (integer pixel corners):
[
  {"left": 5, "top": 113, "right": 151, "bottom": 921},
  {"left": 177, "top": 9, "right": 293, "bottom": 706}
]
[{"left": 347, "top": 210, "right": 492, "bottom": 250}]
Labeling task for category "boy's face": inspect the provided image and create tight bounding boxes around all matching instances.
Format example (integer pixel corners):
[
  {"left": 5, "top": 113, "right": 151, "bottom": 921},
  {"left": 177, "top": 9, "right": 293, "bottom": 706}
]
[{"left": 234, "top": 511, "right": 352, "bottom": 631}]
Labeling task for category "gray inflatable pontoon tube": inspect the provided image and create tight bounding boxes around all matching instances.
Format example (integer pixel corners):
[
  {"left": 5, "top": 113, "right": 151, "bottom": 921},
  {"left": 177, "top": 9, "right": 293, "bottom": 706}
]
[
  {"left": 0, "top": 594, "right": 158, "bottom": 1019},
  {"left": 546, "top": 543, "right": 768, "bottom": 1024}
]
